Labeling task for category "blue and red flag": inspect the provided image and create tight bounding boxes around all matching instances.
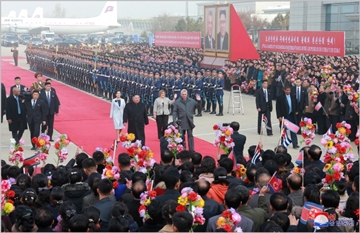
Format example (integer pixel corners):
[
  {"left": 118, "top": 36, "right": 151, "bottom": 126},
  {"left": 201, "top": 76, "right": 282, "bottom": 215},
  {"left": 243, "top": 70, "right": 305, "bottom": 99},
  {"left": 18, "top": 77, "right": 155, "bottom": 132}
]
[
  {"left": 283, "top": 119, "right": 300, "bottom": 133},
  {"left": 267, "top": 171, "right": 282, "bottom": 193},
  {"left": 251, "top": 142, "right": 261, "bottom": 165},
  {"left": 300, "top": 201, "right": 324, "bottom": 224},
  {"left": 295, "top": 150, "right": 304, "bottom": 166},
  {"left": 23, "top": 151, "right": 41, "bottom": 167},
  {"left": 281, "top": 129, "right": 292, "bottom": 148}
]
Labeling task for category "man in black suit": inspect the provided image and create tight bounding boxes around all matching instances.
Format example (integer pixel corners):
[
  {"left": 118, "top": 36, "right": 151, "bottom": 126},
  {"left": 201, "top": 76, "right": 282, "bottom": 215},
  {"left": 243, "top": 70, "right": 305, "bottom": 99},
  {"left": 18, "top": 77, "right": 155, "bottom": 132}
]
[
  {"left": 6, "top": 87, "right": 27, "bottom": 143},
  {"left": 336, "top": 85, "right": 348, "bottom": 122},
  {"left": 205, "top": 10, "right": 215, "bottom": 49},
  {"left": 40, "top": 82, "right": 60, "bottom": 141},
  {"left": 229, "top": 121, "right": 246, "bottom": 163},
  {"left": 1, "top": 83, "right": 6, "bottom": 123},
  {"left": 291, "top": 78, "right": 308, "bottom": 130},
  {"left": 25, "top": 90, "right": 47, "bottom": 150},
  {"left": 255, "top": 80, "right": 273, "bottom": 136},
  {"left": 217, "top": 10, "right": 229, "bottom": 50},
  {"left": 9, "top": 77, "right": 27, "bottom": 96},
  {"left": 276, "top": 86, "right": 299, "bottom": 149},
  {"left": 45, "top": 78, "right": 56, "bottom": 93}
]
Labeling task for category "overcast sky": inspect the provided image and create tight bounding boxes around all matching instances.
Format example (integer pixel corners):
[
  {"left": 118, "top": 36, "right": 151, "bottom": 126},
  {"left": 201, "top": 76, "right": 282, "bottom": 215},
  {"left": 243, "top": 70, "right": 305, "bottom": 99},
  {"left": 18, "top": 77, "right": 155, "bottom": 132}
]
[{"left": 1, "top": 1, "right": 209, "bottom": 19}]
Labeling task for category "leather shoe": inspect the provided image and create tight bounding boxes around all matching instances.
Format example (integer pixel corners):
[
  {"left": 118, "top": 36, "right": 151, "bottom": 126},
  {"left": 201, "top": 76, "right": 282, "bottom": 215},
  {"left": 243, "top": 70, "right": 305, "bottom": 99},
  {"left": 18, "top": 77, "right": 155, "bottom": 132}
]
[
  {"left": 204, "top": 110, "right": 210, "bottom": 112},
  {"left": 216, "top": 113, "right": 223, "bottom": 116},
  {"left": 210, "top": 111, "right": 216, "bottom": 114},
  {"left": 195, "top": 114, "right": 202, "bottom": 117},
  {"left": 49, "top": 139, "right": 54, "bottom": 142},
  {"left": 268, "top": 134, "right": 273, "bottom": 136},
  {"left": 31, "top": 147, "right": 36, "bottom": 150},
  {"left": 293, "top": 145, "right": 299, "bottom": 149}
]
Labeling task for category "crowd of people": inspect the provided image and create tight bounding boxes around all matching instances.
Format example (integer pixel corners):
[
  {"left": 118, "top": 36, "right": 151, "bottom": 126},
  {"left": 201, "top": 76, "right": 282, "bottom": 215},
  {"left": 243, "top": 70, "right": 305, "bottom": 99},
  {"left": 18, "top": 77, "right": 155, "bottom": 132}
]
[{"left": 0, "top": 43, "right": 359, "bottom": 232}]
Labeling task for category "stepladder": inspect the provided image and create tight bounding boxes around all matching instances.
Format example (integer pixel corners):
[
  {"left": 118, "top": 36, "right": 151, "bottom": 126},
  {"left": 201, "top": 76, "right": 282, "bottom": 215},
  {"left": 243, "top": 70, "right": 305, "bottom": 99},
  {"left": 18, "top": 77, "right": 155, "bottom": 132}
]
[{"left": 227, "top": 84, "right": 244, "bottom": 115}]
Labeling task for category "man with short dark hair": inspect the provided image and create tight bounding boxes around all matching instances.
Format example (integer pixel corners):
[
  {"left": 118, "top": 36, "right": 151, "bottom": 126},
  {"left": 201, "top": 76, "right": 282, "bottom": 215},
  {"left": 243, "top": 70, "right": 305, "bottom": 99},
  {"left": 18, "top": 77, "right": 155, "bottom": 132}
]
[
  {"left": 35, "top": 206, "right": 55, "bottom": 232},
  {"left": 229, "top": 121, "right": 246, "bottom": 163},
  {"left": 269, "top": 193, "right": 289, "bottom": 214},
  {"left": 219, "top": 158, "right": 244, "bottom": 185},
  {"left": 255, "top": 80, "right": 273, "bottom": 136},
  {"left": 248, "top": 168, "right": 272, "bottom": 214},
  {"left": 160, "top": 149, "right": 174, "bottom": 165},
  {"left": 155, "top": 167, "right": 180, "bottom": 205},
  {"left": 118, "top": 153, "right": 134, "bottom": 178},
  {"left": 292, "top": 78, "right": 308, "bottom": 130},
  {"left": 25, "top": 90, "right": 47, "bottom": 150},
  {"left": 217, "top": 10, "right": 229, "bottom": 50},
  {"left": 94, "top": 179, "right": 116, "bottom": 231},
  {"left": 207, "top": 189, "right": 254, "bottom": 232},
  {"left": 306, "top": 144, "right": 325, "bottom": 172},
  {"left": 92, "top": 151, "right": 105, "bottom": 174},
  {"left": 6, "top": 87, "right": 27, "bottom": 143},
  {"left": 287, "top": 173, "right": 303, "bottom": 206},
  {"left": 233, "top": 185, "right": 268, "bottom": 231},
  {"left": 40, "top": 82, "right": 60, "bottom": 141},
  {"left": 172, "top": 211, "right": 193, "bottom": 232},
  {"left": 81, "top": 158, "right": 98, "bottom": 178},
  {"left": 10, "top": 77, "right": 26, "bottom": 96}
]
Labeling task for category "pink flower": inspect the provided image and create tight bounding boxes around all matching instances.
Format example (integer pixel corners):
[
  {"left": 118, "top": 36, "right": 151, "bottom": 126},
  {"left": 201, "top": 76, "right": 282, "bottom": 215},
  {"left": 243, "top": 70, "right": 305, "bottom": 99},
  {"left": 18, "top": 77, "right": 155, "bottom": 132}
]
[
  {"left": 1, "top": 180, "right": 11, "bottom": 192},
  {"left": 347, "top": 163, "right": 354, "bottom": 171},
  {"left": 19, "top": 138, "right": 25, "bottom": 145},
  {"left": 305, "top": 139, "right": 312, "bottom": 145},
  {"left": 333, "top": 163, "right": 341, "bottom": 172},
  {"left": 114, "top": 173, "right": 120, "bottom": 180},
  {"left": 39, "top": 153, "right": 48, "bottom": 161}
]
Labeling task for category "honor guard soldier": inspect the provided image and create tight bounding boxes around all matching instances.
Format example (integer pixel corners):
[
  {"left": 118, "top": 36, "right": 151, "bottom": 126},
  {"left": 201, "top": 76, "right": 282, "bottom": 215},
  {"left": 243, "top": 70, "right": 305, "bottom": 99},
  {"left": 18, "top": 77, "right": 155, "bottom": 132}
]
[
  {"left": 174, "top": 71, "right": 183, "bottom": 100},
  {"left": 195, "top": 71, "right": 204, "bottom": 117},
  {"left": 204, "top": 68, "right": 212, "bottom": 112},
  {"left": 215, "top": 70, "right": 225, "bottom": 116},
  {"left": 209, "top": 69, "right": 218, "bottom": 114},
  {"left": 188, "top": 70, "right": 196, "bottom": 99}
]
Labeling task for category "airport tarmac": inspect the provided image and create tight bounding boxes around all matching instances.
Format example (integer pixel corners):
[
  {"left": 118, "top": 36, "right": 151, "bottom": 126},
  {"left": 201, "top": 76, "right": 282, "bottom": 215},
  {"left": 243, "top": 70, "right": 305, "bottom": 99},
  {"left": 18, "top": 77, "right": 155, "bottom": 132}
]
[{"left": 1, "top": 44, "right": 350, "bottom": 166}]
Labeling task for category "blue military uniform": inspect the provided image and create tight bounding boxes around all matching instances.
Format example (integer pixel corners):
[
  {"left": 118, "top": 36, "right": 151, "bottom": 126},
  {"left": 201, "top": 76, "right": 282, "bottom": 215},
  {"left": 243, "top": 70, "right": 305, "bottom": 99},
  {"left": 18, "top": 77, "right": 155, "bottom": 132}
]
[
  {"left": 194, "top": 71, "right": 204, "bottom": 117},
  {"left": 215, "top": 70, "right": 225, "bottom": 116}
]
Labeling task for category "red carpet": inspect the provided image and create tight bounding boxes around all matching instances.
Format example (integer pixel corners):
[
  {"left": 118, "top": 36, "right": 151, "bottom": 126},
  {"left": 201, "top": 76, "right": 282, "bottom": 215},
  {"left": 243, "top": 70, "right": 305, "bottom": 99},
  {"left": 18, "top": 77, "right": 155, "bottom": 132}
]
[{"left": 1, "top": 60, "right": 215, "bottom": 164}]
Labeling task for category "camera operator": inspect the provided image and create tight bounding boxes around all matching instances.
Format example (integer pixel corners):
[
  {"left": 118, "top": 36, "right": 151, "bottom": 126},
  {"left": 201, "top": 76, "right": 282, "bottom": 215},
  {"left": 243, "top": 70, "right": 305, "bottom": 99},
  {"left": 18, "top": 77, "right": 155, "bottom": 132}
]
[
  {"left": 229, "top": 121, "right": 247, "bottom": 165},
  {"left": 6, "top": 87, "right": 28, "bottom": 144}
]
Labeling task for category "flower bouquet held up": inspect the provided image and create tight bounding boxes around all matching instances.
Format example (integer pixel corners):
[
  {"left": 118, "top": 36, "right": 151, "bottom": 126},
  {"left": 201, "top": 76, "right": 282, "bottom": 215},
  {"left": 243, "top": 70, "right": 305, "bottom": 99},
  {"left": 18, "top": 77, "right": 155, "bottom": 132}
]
[
  {"left": 101, "top": 164, "right": 120, "bottom": 189},
  {"left": 216, "top": 208, "right": 243, "bottom": 232},
  {"left": 164, "top": 124, "right": 184, "bottom": 159},
  {"left": 1, "top": 180, "right": 15, "bottom": 216},
  {"left": 54, "top": 134, "right": 71, "bottom": 166},
  {"left": 31, "top": 133, "right": 51, "bottom": 164},
  {"left": 138, "top": 190, "right": 157, "bottom": 222},
  {"left": 299, "top": 118, "right": 316, "bottom": 145},
  {"left": 213, "top": 124, "right": 234, "bottom": 155},
  {"left": 320, "top": 121, "right": 355, "bottom": 191},
  {"left": 176, "top": 187, "right": 205, "bottom": 231},
  {"left": 9, "top": 138, "right": 24, "bottom": 166}
]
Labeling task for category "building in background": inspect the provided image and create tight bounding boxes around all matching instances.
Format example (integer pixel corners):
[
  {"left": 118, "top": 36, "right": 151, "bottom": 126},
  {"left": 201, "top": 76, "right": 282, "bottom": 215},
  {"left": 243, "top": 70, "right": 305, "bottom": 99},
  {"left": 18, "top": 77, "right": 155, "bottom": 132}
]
[{"left": 288, "top": 0, "right": 358, "bottom": 54}]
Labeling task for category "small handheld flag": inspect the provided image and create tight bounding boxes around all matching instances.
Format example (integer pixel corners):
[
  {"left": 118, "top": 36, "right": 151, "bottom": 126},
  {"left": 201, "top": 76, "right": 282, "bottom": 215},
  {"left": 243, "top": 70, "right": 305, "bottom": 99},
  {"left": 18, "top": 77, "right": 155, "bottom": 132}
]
[
  {"left": 300, "top": 202, "right": 324, "bottom": 224},
  {"left": 283, "top": 119, "right": 300, "bottom": 133},
  {"left": 262, "top": 115, "right": 272, "bottom": 130},
  {"left": 267, "top": 171, "right": 282, "bottom": 193},
  {"left": 282, "top": 129, "right": 292, "bottom": 148},
  {"left": 251, "top": 143, "right": 261, "bottom": 165},
  {"left": 295, "top": 150, "right": 304, "bottom": 166},
  {"left": 23, "top": 151, "right": 41, "bottom": 167},
  {"left": 314, "top": 102, "right": 322, "bottom": 111}
]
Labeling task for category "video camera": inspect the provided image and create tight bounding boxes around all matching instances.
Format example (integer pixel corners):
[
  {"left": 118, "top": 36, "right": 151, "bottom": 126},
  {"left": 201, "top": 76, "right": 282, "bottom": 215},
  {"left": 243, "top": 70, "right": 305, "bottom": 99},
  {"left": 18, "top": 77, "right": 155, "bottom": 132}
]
[
  {"left": 19, "top": 91, "right": 32, "bottom": 101},
  {"left": 222, "top": 123, "right": 231, "bottom": 127}
]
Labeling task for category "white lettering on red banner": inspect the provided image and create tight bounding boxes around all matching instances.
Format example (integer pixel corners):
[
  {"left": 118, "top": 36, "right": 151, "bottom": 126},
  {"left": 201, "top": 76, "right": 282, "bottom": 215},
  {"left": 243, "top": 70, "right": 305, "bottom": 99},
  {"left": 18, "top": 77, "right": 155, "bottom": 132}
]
[
  {"left": 259, "top": 31, "right": 345, "bottom": 57},
  {"left": 154, "top": 32, "right": 201, "bottom": 48}
]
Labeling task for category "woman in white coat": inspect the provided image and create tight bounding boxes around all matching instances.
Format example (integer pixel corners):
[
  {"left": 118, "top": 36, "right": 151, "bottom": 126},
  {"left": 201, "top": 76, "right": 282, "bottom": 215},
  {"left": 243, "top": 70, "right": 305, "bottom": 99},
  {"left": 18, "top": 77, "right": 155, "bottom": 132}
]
[{"left": 110, "top": 90, "right": 126, "bottom": 141}]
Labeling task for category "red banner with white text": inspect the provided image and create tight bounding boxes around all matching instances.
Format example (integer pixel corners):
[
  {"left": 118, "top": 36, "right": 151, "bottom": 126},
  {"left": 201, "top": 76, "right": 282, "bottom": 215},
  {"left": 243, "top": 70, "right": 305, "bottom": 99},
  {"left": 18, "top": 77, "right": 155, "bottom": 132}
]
[
  {"left": 154, "top": 32, "right": 201, "bottom": 49},
  {"left": 259, "top": 30, "right": 345, "bottom": 57}
]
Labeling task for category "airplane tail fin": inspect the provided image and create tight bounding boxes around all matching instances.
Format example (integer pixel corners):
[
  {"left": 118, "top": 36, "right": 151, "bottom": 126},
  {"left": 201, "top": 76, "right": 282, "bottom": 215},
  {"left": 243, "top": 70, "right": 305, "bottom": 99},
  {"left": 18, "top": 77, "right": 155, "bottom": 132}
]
[
  {"left": 32, "top": 7, "right": 43, "bottom": 18},
  {"left": 18, "top": 9, "right": 28, "bottom": 18},
  {"left": 97, "top": 1, "right": 118, "bottom": 24},
  {"left": 8, "top": 11, "right": 16, "bottom": 18}
]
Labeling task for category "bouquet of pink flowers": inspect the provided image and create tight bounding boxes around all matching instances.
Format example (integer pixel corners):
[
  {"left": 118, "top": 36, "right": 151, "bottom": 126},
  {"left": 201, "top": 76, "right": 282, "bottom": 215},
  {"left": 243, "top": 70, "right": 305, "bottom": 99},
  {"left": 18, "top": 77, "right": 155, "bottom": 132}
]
[
  {"left": 32, "top": 133, "right": 51, "bottom": 164},
  {"left": 9, "top": 138, "right": 24, "bottom": 166},
  {"left": 54, "top": 134, "right": 71, "bottom": 166},
  {"left": 164, "top": 124, "right": 184, "bottom": 159},
  {"left": 138, "top": 191, "right": 157, "bottom": 222},
  {"left": 299, "top": 118, "right": 316, "bottom": 145},
  {"left": 216, "top": 208, "right": 243, "bottom": 232},
  {"left": 213, "top": 124, "right": 234, "bottom": 154},
  {"left": 240, "top": 81, "right": 249, "bottom": 93},
  {"left": 130, "top": 146, "right": 156, "bottom": 177}
]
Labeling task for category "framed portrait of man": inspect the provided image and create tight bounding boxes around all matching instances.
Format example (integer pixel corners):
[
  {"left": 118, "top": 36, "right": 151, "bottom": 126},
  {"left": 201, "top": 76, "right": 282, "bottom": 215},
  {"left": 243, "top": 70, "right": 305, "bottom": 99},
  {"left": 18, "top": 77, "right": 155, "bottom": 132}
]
[
  {"left": 216, "top": 5, "right": 230, "bottom": 52},
  {"left": 204, "top": 6, "right": 216, "bottom": 51}
]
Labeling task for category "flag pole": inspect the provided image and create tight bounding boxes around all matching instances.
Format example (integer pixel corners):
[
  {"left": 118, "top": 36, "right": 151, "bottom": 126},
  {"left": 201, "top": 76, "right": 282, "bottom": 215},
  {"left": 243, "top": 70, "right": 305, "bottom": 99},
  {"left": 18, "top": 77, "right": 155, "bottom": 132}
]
[
  {"left": 275, "top": 118, "right": 284, "bottom": 153},
  {"left": 112, "top": 140, "right": 117, "bottom": 164},
  {"left": 302, "top": 150, "right": 305, "bottom": 187},
  {"left": 259, "top": 114, "right": 264, "bottom": 143}
]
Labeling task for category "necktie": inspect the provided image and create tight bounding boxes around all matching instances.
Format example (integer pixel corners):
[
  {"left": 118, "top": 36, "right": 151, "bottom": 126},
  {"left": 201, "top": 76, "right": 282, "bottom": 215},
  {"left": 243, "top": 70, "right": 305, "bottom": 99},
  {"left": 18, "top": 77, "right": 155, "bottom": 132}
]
[
  {"left": 264, "top": 89, "right": 268, "bottom": 102},
  {"left": 47, "top": 92, "right": 50, "bottom": 105},
  {"left": 32, "top": 100, "right": 36, "bottom": 109},
  {"left": 297, "top": 87, "right": 300, "bottom": 102},
  {"left": 15, "top": 96, "right": 21, "bottom": 114},
  {"left": 287, "top": 95, "right": 292, "bottom": 114},
  {"left": 117, "top": 100, "right": 120, "bottom": 107}
]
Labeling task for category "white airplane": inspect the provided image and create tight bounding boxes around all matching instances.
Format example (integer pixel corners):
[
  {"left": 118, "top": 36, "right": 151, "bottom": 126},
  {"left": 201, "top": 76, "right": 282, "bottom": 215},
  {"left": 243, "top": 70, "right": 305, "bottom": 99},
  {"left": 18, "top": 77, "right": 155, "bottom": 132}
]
[
  {"left": 32, "top": 7, "right": 43, "bottom": 18},
  {"left": 8, "top": 11, "right": 16, "bottom": 18},
  {"left": 18, "top": 9, "right": 28, "bottom": 18},
  {"left": 1, "top": 1, "right": 121, "bottom": 34}
]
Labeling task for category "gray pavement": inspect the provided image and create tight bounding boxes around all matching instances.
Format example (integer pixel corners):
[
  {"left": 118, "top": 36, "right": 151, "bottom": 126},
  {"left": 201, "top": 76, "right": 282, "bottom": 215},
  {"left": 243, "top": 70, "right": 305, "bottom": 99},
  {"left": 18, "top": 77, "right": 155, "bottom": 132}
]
[{"left": 1, "top": 44, "right": 352, "bottom": 167}]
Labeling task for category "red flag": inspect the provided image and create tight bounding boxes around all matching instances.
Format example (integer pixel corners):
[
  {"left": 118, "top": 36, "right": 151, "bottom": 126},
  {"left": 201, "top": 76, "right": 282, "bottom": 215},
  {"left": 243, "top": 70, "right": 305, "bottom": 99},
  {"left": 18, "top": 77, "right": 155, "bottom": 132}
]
[
  {"left": 23, "top": 151, "right": 41, "bottom": 167},
  {"left": 295, "top": 150, "right": 303, "bottom": 166},
  {"left": 315, "top": 102, "right": 322, "bottom": 111},
  {"left": 300, "top": 202, "right": 324, "bottom": 224},
  {"left": 283, "top": 119, "right": 300, "bottom": 133},
  {"left": 267, "top": 171, "right": 282, "bottom": 193}
]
